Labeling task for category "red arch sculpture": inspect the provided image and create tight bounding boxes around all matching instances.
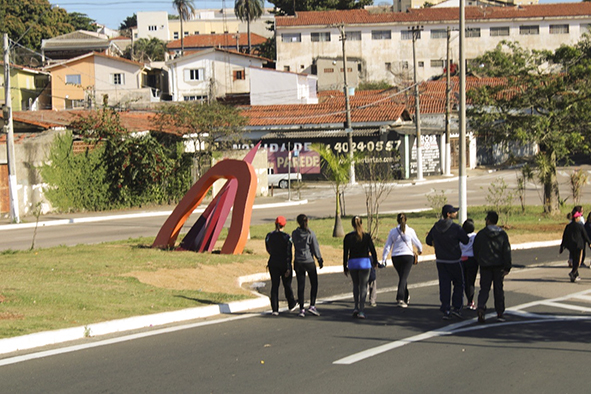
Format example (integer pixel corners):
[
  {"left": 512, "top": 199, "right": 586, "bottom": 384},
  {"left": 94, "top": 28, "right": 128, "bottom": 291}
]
[{"left": 152, "top": 159, "right": 257, "bottom": 254}]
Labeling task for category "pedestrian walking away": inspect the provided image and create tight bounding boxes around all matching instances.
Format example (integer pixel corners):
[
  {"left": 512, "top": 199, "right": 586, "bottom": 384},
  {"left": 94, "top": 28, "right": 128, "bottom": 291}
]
[
  {"left": 367, "top": 266, "right": 379, "bottom": 307},
  {"left": 566, "top": 206, "right": 586, "bottom": 268},
  {"left": 426, "top": 204, "right": 469, "bottom": 320},
  {"left": 473, "top": 211, "right": 512, "bottom": 324},
  {"left": 292, "top": 214, "right": 324, "bottom": 317},
  {"left": 344, "top": 216, "right": 379, "bottom": 319},
  {"left": 382, "top": 213, "right": 423, "bottom": 309},
  {"left": 265, "top": 216, "right": 297, "bottom": 316},
  {"left": 460, "top": 219, "right": 478, "bottom": 310},
  {"left": 585, "top": 212, "right": 591, "bottom": 269},
  {"left": 560, "top": 208, "right": 591, "bottom": 283}
]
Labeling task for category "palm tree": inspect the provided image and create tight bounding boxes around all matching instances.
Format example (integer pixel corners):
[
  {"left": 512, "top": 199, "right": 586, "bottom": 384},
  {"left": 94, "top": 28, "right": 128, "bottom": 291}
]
[
  {"left": 311, "top": 144, "right": 353, "bottom": 238},
  {"left": 234, "top": 0, "right": 264, "bottom": 54},
  {"left": 172, "top": 0, "right": 196, "bottom": 56}
]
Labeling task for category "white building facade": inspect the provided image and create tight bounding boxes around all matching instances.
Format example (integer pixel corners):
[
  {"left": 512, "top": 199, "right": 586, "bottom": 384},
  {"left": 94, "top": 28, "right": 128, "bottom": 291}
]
[
  {"left": 166, "top": 48, "right": 268, "bottom": 101},
  {"left": 249, "top": 68, "right": 318, "bottom": 106},
  {"left": 275, "top": 4, "right": 591, "bottom": 86}
]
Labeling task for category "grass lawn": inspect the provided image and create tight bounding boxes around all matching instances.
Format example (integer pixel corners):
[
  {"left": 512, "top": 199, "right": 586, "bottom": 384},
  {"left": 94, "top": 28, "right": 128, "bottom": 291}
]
[{"left": 0, "top": 205, "right": 571, "bottom": 339}]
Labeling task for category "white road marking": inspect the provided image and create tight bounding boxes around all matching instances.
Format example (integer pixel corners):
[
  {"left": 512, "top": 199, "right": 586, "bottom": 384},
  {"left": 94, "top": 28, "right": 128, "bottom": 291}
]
[{"left": 333, "top": 288, "right": 591, "bottom": 365}]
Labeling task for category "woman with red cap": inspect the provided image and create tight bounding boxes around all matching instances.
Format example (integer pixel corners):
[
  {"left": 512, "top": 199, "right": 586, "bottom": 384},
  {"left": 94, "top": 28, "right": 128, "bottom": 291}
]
[{"left": 265, "top": 216, "right": 297, "bottom": 315}]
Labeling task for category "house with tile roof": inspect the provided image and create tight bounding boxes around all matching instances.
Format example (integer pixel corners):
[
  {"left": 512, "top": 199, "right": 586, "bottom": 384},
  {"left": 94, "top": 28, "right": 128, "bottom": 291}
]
[
  {"left": 44, "top": 52, "right": 158, "bottom": 110},
  {"left": 275, "top": 3, "right": 591, "bottom": 86},
  {"left": 166, "top": 33, "right": 268, "bottom": 56},
  {"left": 166, "top": 48, "right": 269, "bottom": 102},
  {"left": 41, "top": 31, "right": 124, "bottom": 64},
  {"left": 0, "top": 62, "right": 50, "bottom": 111}
]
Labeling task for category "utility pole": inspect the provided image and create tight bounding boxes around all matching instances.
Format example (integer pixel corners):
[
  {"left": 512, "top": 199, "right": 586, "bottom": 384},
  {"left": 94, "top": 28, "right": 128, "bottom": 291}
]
[
  {"left": 444, "top": 26, "right": 452, "bottom": 176},
  {"left": 3, "top": 34, "right": 20, "bottom": 223},
  {"left": 410, "top": 25, "right": 424, "bottom": 181},
  {"left": 459, "top": 0, "right": 468, "bottom": 223},
  {"left": 338, "top": 23, "right": 355, "bottom": 185}
]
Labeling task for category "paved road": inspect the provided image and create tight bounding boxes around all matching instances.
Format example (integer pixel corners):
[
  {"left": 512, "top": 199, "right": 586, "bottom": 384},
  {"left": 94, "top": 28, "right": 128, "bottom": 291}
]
[
  {"left": 1, "top": 251, "right": 589, "bottom": 393},
  {"left": 3, "top": 167, "right": 590, "bottom": 251}
]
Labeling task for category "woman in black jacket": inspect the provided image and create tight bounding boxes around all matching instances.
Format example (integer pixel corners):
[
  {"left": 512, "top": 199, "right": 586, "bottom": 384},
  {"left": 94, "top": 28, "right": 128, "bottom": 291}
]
[
  {"left": 343, "top": 216, "right": 379, "bottom": 319},
  {"left": 560, "top": 210, "right": 591, "bottom": 282}
]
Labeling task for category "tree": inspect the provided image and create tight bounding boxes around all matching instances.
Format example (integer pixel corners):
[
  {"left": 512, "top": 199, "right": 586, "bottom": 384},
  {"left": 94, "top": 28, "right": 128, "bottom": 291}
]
[
  {"left": 68, "top": 12, "right": 96, "bottom": 31},
  {"left": 0, "top": 0, "right": 73, "bottom": 51},
  {"left": 126, "top": 37, "right": 167, "bottom": 62},
  {"left": 119, "top": 14, "right": 137, "bottom": 37},
  {"left": 152, "top": 102, "right": 247, "bottom": 178},
  {"left": 311, "top": 144, "right": 353, "bottom": 237},
  {"left": 234, "top": 0, "right": 264, "bottom": 54},
  {"left": 269, "top": 0, "right": 372, "bottom": 16},
  {"left": 467, "top": 39, "right": 591, "bottom": 214},
  {"left": 172, "top": 0, "right": 196, "bottom": 56}
]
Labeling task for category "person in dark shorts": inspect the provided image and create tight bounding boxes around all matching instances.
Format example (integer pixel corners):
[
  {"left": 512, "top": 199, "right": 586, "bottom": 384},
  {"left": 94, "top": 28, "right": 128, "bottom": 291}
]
[{"left": 265, "top": 216, "right": 297, "bottom": 316}]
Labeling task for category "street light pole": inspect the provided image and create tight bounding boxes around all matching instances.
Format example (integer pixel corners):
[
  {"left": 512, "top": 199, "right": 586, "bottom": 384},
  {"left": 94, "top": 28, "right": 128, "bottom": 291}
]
[
  {"left": 338, "top": 23, "right": 355, "bottom": 185},
  {"left": 3, "top": 34, "right": 20, "bottom": 223},
  {"left": 459, "top": 0, "right": 468, "bottom": 223},
  {"left": 411, "top": 26, "right": 424, "bottom": 181}
]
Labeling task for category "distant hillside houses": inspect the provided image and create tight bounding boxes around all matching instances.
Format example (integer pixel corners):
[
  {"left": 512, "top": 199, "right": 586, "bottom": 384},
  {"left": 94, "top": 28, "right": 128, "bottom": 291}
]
[{"left": 275, "top": 3, "right": 591, "bottom": 88}]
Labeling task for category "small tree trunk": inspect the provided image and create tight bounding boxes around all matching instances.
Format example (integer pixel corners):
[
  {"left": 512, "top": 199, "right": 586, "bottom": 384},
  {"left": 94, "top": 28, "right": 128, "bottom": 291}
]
[
  {"left": 333, "top": 186, "right": 344, "bottom": 237},
  {"left": 542, "top": 150, "right": 560, "bottom": 214}
]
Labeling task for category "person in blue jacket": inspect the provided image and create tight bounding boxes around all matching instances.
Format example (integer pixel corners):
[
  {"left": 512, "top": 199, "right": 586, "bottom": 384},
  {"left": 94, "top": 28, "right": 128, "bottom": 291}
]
[
  {"left": 265, "top": 216, "right": 297, "bottom": 316},
  {"left": 426, "top": 204, "right": 470, "bottom": 320}
]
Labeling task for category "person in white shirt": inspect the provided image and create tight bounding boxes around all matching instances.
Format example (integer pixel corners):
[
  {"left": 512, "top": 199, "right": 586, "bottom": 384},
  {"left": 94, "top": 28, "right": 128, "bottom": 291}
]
[
  {"left": 382, "top": 213, "right": 423, "bottom": 308},
  {"left": 460, "top": 219, "right": 478, "bottom": 310}
]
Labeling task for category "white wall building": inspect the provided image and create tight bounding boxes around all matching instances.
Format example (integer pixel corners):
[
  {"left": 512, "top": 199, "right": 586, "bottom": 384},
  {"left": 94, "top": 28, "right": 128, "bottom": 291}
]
[
  {"left": 275, "top": 3, "right": 591, "bottom": 86},
  {"left": 166, "top": 48, "right": 268, "bottom": 101},
  {"left": 249, "top": 68, "right": 318, "bottom": 106},
  {"left": 136, "top": 9, "right": 274, "bottom": 42}
]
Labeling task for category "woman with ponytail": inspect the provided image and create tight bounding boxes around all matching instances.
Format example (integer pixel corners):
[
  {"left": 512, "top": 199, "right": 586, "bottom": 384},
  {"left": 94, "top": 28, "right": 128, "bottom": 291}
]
[
  {"left": 343, "top": 216, "right": 379, "bottom": 319},
  {"left": 382, "top": 213, "right": 423, "bottom": 308}
]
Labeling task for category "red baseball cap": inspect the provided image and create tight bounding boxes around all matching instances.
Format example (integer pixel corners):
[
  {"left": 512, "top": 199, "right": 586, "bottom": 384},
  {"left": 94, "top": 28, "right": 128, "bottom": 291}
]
[{"left": 275, "top": 216, "right": 287, "bottom": 226}]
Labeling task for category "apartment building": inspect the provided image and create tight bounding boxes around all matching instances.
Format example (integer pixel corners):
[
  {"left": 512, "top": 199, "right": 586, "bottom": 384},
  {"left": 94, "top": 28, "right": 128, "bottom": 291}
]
[{"left": 275, "top": 3, "right": 591, "bottom": 87}]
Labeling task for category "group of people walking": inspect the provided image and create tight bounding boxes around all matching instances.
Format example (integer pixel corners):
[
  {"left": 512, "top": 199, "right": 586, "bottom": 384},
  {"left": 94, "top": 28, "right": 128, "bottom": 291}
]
[{"left": 265, "top": 206, "right": 514, "bottom": 324}]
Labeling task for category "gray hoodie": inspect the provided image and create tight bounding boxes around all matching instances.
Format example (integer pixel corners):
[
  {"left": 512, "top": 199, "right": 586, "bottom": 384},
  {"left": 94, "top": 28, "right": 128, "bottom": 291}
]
[{"left": 291, "top": 227, "right": 323, "bottom": 264}]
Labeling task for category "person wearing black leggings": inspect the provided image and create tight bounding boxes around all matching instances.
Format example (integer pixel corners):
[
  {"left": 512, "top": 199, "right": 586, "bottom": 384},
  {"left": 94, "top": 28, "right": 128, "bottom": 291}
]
[
  {"left": 292, "top": 214, "right": 323, "bottom": 317},
  {"left": 265, "top": 216, "right": 296, "bottom": 316},
  {"left": 344, "top": 216, "right": 379, "bottom": 319}
]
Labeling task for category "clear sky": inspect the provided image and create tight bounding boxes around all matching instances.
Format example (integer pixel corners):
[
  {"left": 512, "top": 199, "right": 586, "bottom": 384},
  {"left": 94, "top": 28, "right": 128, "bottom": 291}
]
[{"left": 51, "top": 0, "right": 580, "bottom": 30}]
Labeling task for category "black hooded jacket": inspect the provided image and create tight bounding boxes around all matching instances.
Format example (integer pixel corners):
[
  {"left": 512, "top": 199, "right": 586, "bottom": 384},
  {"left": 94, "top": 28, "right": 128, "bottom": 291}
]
[
  {"left": 473, "top": 225, "right": 512, "bottom": 271},
  {"left": 426, "top": 218, "right": 469, "bottom": 263}
]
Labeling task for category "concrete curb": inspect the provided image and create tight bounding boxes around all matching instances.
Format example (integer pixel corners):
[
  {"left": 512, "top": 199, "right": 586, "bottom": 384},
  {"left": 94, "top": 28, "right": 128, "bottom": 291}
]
[{"left": 0, "top": 199, "right": 309, "bottom": 232}]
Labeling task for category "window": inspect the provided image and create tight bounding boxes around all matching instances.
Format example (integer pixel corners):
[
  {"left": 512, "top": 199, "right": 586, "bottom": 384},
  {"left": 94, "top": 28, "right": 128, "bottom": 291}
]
[
  {"left": 401, "top": 30, "right": 420, "bottom": 40},
  {"left": 581, "top": 23, "right": 591, "bottom": 32},
  {"left": 281, "top": 33, "right": 301, "bottom": 43},
  {"left": 324, "top": 68, "right": 335, "bottom": 73},
  {"left": 311, "top": 32, "right": 331, "bottom": 42},
  {"left": 65, "top": 74, "right": 81, "bottom": 85},
  {"left": 490, "top": 27, "right": 510, "bottom": 37},
  {"left": 347, "top": 31, "right": 361, "bottom": 41},
  {"left": 520, "top": 25, "right": 539, "bottom": 35},
  {"left": 385, "top": 62, "right": 391, "bottom": 71},
  {"left": 210, "top": 31, "right": 215, "bottom": 34},
  {"left": 284, "top": 65, "right": 290, "bottom": 72},
  {"left": 233, "top": 70, "right": 245, "bottom": 81},
  {"left": 184, "top": 31, "right": 189, "bottom": 36},
  {"left": 418, "top": 61, "right": 424, "bottom": 67},
  {"left": 173, "top": 32, "right": 179, "bottom": 39},
  {"left": 148, "top": 25, "right": 157, "bottom": 31},
  {"left": 431, "top": 29, "right": 447, "bottom": 39},
  {"left": 183, "top": 95, "right": 206, "bottom": 101},
  {"left": 431, "top": 59, "right": 444, "bottom": 68},
  {"left": 112, "top": 73, "right": 125, "bottom": 85},
  {"left": 550, "top": 24, "right": 569, "bottom": 34},
  {"left": 466, "top": 28, "right": 481, "bottom": 38},
  {"left": 400, "top": 61, "right": 409, "bottom": 69},
  {"left": 372, "top": 30, "right": 391, "bottom": 40},
  {"left": 194, "top": 31, "right": 199, "bottom": 35},
  {"left": 184, "top": 68, "right": 204, "bottom": 81},
  {"left": 340, "top": 67, "right": 353, "bottom": 72}
]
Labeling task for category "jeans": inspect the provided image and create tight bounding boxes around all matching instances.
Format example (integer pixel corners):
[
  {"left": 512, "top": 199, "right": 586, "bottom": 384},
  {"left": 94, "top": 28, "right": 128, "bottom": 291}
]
[
  {"left": 294, "top": 262, "right": 318, "bottom": 309},
  {"left": 392, "top": 255, "right": 414, "bottom": 303},
  {"left": 350, "top": 269, "right": 371, "bottom": 312},
  {"left": 477, "top": 265, "right": 505, "bottom": 317},
  {"left": 436, "top": 261, "right": 464, "bottom": 313},
  {"left": 269, "top": 265, "right": 296, "bottom": 313},
  {"left": 462, "top": 257, "right": 479, "bottom": 304}
]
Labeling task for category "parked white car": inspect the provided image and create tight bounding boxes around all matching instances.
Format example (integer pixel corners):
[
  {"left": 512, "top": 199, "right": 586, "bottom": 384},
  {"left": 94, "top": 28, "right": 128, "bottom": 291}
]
[{"left": 267, "top": 170, "right": 302, "bottom": 189}]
